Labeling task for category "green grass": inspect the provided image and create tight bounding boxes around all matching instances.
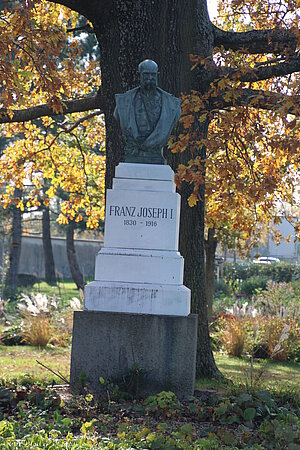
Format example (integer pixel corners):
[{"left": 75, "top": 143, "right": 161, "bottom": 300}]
[
  {"left": 214, "top": 353, "right": 300, "bottom": 386},
  {"left": 1, "top": 344, "right": 299, "bottom": 392},
  {"left": 21, "top": 279, "right": 81, "bottom": 308},
  {"left": 0, "top": 345, "right": 70, "bottom": 384},
  {"left": 196, "top": 353, "right": 300, "bottom": 393}
]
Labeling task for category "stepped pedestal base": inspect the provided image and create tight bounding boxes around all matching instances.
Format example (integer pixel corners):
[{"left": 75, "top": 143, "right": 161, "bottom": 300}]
[{"left": 71, "top": 163, "right": 197, "bottom": 400}]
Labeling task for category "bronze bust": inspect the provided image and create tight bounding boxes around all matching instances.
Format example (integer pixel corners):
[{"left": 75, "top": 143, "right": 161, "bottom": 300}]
[{"left": 114, "top": 60, "right": 181, "bottom": 164}]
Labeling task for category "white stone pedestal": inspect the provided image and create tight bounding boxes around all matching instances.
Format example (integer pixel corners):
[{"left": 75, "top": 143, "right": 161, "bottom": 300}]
[{"left": 84, "top": 163, "right": 191, "bottom": 316}]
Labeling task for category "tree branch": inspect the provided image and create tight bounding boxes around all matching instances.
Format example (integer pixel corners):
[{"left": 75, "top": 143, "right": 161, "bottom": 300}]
[
  {"left": 67, "top": 24, "right": 94, "bottom": 34},
  {"left": 0, "top": 94, "right": 104, "bottom": 124},
  {"left": 196, "top": 55, "right": 299, "bottom": 89},
  {"left": 208, "top": 88, "right": 300, "bottom": 115},
  {"left": 236, "top": 55, "right": 300, "bottom": 83},
  {"left": 213, "top": 25, "right": 297, "bottom": 54}
]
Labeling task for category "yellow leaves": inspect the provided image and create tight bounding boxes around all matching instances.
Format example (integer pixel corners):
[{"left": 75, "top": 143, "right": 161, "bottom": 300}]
[
  {"left": 45, "top": 186, "right": 56, "bottom": 199},
  {"left": 188, "top": 193, "right": 198, "bottom": 207},
  {"left": 49, "top": 96, "right": 65, "bottom": 115},
  {"left": 0, "top": 112, "right": 106, "bottom": 229},
  {"left": 27, "top": 198, "right": 41, "bottom": 208},
  {"left": 217, "top": 78, "right": 229, "bottom": 90},
  {"left": 1, "top": 194, "right": 12, "bottom": 210},
  {"left": 204, "top": 103, "right": 300, "bottom": 242},
  {"left": 182, "top": 114, "right": 195, "bottom": 129},
  {"left": 0, "top": 1, "right": 100, "bottom": 114},
  {"left": 199, "top": 114, "right": 208, "bottom": 123},
  {"left": 0, "top": 109, "right": 14, "bottom": 122},
  {"left": 15, "top": 199, "right": 24, "bottom": 211},
  {"left": 168, "top": 133, "right": 190, "bottom": 153},
  {"left": 30, "top": 176, "right": 41, "bottom": 189},
  {"left": 86, "top": 211, "right": 103, "bottom": 229},
  {"left": 57, "top": 214, "right": 69, "bottom": 225}
]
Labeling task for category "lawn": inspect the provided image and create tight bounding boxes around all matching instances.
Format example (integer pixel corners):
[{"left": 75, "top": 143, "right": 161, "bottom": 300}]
[
  {"left": 0, "top": 345, "right": 70, "bottom": 385},
  {"left": 214, "top": 352, "right": 300, "bottom": 388},
  {"left": 1, "top": 344, "right": 299, "bottom": 390}
]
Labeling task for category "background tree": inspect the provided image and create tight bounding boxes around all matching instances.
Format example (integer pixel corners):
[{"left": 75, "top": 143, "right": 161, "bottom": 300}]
[
  {"left": 4, "top": 188, "right": 23, "bottom": 296},
  {"left": 201, "top": 105, "right": 299, "bottom": 317},
  {"left": 0, "top": 0, "right": 299, "bottom": 377},
  {"left": 42, "top": 206, "right": 56, "bottom": 283}
]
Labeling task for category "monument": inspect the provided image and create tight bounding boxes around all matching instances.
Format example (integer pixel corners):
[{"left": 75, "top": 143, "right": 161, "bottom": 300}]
[{"left": 70, "top": 60, "right": 198, "bottom": 398}]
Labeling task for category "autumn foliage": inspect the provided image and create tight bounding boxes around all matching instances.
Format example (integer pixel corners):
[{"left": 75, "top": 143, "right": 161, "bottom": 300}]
[
  {"left": 170, "top": 0, "right": 299, "bottom": 247},
  {"left": 0, "top": 1, "right": 105, "bottom": 228}
]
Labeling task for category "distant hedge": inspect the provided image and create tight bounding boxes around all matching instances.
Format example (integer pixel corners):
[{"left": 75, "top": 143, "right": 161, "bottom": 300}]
[{"left": 223, "top": 262, "right": 300, "bottom": 284}]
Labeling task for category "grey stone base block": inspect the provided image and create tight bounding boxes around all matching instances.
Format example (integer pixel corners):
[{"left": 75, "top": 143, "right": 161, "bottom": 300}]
[{"left": 70, "top": 311, "right": 198, "bottom": 399}]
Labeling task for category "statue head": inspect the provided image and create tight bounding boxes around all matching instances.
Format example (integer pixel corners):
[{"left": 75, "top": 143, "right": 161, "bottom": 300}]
[{"left": 138, "top": 59, "right": 158, "bottom": 91}]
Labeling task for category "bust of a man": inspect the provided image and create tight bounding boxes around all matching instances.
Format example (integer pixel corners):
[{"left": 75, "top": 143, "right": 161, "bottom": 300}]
[{"left": 114, "top": 59, "right": 181, "bottom": 164}]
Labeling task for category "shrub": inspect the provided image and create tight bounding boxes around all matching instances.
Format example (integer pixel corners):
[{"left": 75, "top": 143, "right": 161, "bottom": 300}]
[
  {"left": 144, "top": 391, "right": 181, "bottom": 415},
  {"left": 290, "top": 279, "right": 300, "bottom": 296},
  {"left": 17, "top": 293, "right": 76, "bottom": 347},
  {"left": 254, "top": 281, "right": 299, "bottom": 318},
  {"left": 256, "top": 318, "right": 289, "bottom": 361},
  {"left": 240, "top": 276, "right": 269, "bottom": 296},
  {"left": 21, "top": 312, "right": 53, "bottom": 347},
  {"left": 215, "top": 280, "right": 230, "bottom": 296},
  {"left": 213, "top": 298, "right": 300, "bottom": 361},
  {"left": 18, "top": 293, "right": 55, "bottom": 347},
  {"left": 17, "top": 274, "right": 38, "bottom": 287},
  {"left": 258, "top": 413, "right": 300, "bottom": 449},
  {"left": 217, "top": 315, "right": 249, "bottom": 357},
  {"left": 0, "top": 324, "right": 23, "bottom": 346},
  {"left": 223, "top": 262, "right": 252, "bottom": 281},
  {"left": 223, "top": 262, "right": 298, "bottom": 284},
  {"left": 272, "top": 263, "right": 296, "bottom": 283}
]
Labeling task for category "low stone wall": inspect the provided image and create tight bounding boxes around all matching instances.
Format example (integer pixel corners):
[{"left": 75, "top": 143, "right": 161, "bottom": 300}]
[{"left": 0, "top": 235, "right": 103, "bottom": 280}]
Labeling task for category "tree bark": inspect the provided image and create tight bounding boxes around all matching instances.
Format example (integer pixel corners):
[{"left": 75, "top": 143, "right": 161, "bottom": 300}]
[
  {"left": 205, "top": 228, "right": 218, "bottom": 321},
  {"left": 213, "top": 25, "right": 297, "bottom": 54},
  {"left": 0, "top": 94, "right": 103, "bottom": 124},
  {"left": 42, "top": 206, "right": 56, "bottom": 283},
  {"left": 66, "top": 221, "right": 85, "bottom": 290},
  {"left": 5, "top": 188, "right": 22, "bottom": 296}
]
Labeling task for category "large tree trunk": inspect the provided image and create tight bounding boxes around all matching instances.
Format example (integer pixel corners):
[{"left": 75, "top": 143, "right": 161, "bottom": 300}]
[
  {"left": 205, "top": 228, "right": 218, "bottom": 321},
  {"left": 66, "top": 221, "right": 85, "bottom": 290},
  {"left": 42, "top": 206, "right": 56, "bottom": 283},
  {"left": 5, "top": 188, "right": 22, "bottom": 296}
]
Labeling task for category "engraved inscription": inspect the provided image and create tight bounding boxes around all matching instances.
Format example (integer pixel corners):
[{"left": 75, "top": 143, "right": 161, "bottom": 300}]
[
  {"left": 109, "top": 205, "right": 136, "bottom": 217},
  {"left": 110, "top": 205, "right": 174, "bottom": 220}
]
